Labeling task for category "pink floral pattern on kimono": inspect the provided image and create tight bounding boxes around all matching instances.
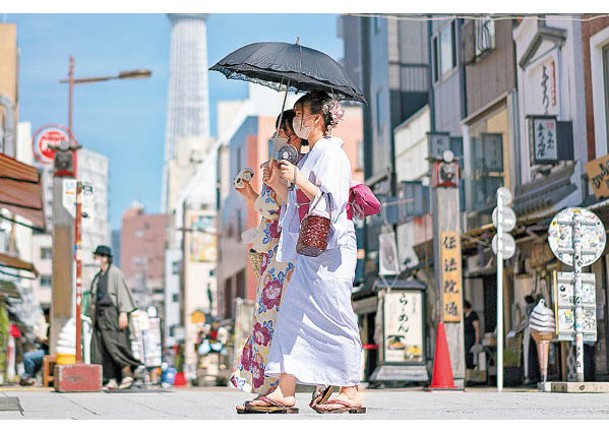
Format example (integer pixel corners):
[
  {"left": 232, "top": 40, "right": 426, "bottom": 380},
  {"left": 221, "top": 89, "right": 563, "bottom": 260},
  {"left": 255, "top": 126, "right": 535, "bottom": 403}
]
[{"left": 230, "top": 185, "right": 295, "bottom": 394}]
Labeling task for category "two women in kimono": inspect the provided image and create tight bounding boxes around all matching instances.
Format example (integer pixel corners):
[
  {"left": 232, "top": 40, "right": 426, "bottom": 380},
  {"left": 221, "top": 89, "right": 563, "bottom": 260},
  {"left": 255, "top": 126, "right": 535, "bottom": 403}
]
[
  {"left": 236, "top": 91, "right": 365, "bottom": 415},
  {"left": 232, "top": 110, "right": 332, "bottom": 404}
]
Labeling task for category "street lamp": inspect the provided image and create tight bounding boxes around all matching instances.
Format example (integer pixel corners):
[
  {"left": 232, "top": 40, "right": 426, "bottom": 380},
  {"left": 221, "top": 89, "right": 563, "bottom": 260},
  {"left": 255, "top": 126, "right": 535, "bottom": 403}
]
[
  {"left": 53, "top": 56, "right": 151, "bottom": 364},
  {"left": 59, "top": 56, "right": 153, "bottom": 177}
]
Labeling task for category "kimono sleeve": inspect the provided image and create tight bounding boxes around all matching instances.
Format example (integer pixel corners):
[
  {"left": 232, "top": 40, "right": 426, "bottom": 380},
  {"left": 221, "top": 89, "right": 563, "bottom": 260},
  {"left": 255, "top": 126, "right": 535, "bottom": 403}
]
[
  {"left": 116, "top": 270, "right": 137, "bottom": 314},
  {"left": 309, "top": 145, "right": 350, "bottom": 220}
]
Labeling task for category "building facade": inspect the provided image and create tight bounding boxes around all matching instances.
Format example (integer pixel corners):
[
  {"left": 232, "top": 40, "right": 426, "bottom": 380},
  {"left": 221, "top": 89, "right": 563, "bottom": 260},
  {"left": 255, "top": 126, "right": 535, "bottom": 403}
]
[{"left": 120, "top": 203, "right": 168, "bottom": 312}]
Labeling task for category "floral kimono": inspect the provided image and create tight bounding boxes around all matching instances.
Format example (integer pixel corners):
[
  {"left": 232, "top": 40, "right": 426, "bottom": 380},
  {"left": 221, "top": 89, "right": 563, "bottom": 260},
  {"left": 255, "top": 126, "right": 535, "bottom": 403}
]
[{"left": 230, "top": 184, "right": 295, "bottom": 394}]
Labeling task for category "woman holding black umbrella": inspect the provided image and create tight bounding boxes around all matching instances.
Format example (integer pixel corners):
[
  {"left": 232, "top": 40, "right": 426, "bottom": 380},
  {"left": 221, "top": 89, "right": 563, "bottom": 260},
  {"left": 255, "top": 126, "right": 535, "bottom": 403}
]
[{"left": 238, "top": 91, "right": 365, "bottom": 414}]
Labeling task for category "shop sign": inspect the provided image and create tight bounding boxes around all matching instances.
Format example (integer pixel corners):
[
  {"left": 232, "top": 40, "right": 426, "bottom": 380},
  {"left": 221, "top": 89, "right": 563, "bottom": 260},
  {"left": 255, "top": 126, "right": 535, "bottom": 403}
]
[
  {"left": 440, "top": 231, "right": 463, "bottom": 322},
  {"left": 32, "top": 124, "right": 73, "bottom": 164},
  {"left": 382, "top": 290, "right": 425, "bottom": 364},
  {"left": 586, "top": 154, "right": 609, "bottom": 199},
  {"left": 188, "top": 212, "right": 217, "bottom": 262},
  {"left": 553, "top": 271, "right": 597, "bottom": 342},
  {"left": 529, "top": 115, "right": 558, "bottom": 163}
]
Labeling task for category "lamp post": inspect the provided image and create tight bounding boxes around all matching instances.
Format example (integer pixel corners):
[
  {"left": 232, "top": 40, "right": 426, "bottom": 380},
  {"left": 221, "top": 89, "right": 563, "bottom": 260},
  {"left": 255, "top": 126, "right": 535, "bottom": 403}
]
[{"left": 51, "top": 56, "right": 151, "bottom": 363}]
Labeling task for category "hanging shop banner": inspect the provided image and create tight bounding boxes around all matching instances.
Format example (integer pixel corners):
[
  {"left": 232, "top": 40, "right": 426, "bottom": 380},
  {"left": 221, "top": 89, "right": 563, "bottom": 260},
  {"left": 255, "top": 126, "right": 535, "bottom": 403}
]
[
  {"left": 188, "top": 212, "right": 217, "bottom": 262},
  {"left": 440, "top": 231, "right": 463, "bottom": 323},
  {"left": 553, "top": 271, "right": 597, "bottom": 342},
  {"left": 379, "top": 232, "right": 401, "bottom": 276},
  {"left": 382, "top": 290, "right": 425, "bottom": 364}
]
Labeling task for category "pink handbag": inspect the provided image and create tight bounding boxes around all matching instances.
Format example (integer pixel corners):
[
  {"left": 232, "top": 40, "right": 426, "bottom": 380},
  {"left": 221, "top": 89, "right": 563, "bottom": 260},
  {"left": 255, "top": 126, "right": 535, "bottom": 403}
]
[{"left": 346, "top": 182, "right": 381, "bottom": 220}]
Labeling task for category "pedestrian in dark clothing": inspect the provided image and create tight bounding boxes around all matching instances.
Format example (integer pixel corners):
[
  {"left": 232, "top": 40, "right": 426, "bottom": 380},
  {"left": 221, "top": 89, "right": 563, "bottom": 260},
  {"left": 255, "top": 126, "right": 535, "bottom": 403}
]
[
  {"left": 463, "top": 300, "right": 480, "bottom": 369},
  {"left": 88, "top": 245, "right": 142, "bottom": 390}
]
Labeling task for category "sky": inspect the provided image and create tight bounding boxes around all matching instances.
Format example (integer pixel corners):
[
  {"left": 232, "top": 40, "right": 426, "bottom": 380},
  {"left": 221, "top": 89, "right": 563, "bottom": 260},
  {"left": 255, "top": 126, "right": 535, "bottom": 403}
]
[{"left": 6, "top": 13, "right": 344, "bottom": 230}]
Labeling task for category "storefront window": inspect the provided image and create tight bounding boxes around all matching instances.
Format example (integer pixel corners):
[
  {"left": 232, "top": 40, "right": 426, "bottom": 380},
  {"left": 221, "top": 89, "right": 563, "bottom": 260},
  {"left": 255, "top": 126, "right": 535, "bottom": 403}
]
[{"left": 467, "top": 106, "right": 510, "bottom": 212}]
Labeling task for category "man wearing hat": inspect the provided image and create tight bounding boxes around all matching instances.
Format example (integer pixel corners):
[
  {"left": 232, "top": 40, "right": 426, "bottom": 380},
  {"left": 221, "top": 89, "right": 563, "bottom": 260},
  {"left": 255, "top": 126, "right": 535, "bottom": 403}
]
[{"left": 89, "top": 245, "right": 141, "bottom": 390}]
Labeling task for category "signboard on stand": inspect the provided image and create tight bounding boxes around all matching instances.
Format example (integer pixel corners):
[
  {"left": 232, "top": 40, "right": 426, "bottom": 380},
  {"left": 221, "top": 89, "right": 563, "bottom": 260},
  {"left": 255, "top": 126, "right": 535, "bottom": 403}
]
[
  {"left": 382, "top": 290, "right": 425, "bottom": 364},
  {"left": 369, "top": 287, "right": 429, "bottom": 383}
]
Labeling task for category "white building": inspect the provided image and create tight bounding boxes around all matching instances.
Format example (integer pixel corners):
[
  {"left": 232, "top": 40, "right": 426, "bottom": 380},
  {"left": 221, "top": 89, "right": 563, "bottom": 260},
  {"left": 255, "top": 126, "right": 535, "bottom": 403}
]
[
  {"left": 78, "top": 148, "right": 111, "bottom": 288},
  {"left": 30, "top": 147, "right": 111, "bottom": 306}
]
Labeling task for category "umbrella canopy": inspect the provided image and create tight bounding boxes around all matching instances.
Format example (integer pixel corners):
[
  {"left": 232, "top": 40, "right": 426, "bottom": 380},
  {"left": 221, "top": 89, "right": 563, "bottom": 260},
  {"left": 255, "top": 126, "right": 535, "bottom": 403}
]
[{"left": 210, "top": 41, "right": 367, "bottom": 104}]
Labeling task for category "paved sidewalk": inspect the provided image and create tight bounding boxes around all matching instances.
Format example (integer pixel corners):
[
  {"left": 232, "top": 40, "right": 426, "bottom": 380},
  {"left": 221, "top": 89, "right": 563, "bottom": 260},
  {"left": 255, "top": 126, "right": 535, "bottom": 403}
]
[{"left": 2, "top": 386, "right": 609, "bottom": 419}]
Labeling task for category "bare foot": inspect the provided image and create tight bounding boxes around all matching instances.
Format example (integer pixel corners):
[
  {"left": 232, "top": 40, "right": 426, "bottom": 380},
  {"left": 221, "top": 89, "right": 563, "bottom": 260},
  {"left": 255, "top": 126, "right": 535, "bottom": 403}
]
[
  {"left": 236, "top": 392, "right": 296, "bottom": 411},
  {"left": 315, "top": 392, "right": 362, "bottom": 412}
]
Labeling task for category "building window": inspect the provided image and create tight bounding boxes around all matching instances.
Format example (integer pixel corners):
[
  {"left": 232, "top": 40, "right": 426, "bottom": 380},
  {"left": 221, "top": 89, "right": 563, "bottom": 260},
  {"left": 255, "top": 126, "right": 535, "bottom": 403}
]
[
  {"left": 40, "top": 276, "right": 52, "bottom": 288},
  {"left": 475, "top": 16, "right": 496, "bottom": 57},
  {"left": 467, "top": 107, "right": 509, "bottom": 212},
  {"left": 374, "top": 15, "right": 382, "bottom": 34},
  {"left": 440, "top": 21, "right": 457, "bottom": 77},
  {"left": 172, "top": 294, "right": 179, "bottom": 303},
  {"left": 209, "top": 269, "right": 215, "bottom": 277},
  {"left": 375, "top": 90, "right": 383, "bottom": 133},
  {"left": 135, "top": 230, "right": 144, "bottom": 238},
  {"left": 40, "top": 247, "right": 52, "bottom": 260},
  {"left": 432, "top": 35, "right": 439, "bottom": 82},
  {"left": 172, "top": 260, "right": 180, "bottom": 275},
  {"left": 357, "top": 140, "right": 365, "bottom": 171}
]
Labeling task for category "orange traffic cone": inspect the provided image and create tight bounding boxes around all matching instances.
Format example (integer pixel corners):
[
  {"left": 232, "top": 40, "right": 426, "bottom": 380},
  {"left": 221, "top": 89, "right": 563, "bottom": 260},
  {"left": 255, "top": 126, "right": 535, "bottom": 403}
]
[{"left": 428, "top": 322, "right": 458, "bottom": 390}]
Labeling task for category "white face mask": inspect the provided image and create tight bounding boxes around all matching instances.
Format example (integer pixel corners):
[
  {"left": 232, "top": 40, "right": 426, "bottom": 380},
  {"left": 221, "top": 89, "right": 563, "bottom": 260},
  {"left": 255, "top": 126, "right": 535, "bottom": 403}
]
[{"left": 292, "top": 115, "right": 316, "bottom": 139}]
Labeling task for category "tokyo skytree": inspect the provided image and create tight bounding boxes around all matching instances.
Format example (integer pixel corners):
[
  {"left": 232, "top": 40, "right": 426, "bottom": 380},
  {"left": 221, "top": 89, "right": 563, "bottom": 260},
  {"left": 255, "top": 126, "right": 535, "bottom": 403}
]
[{"left": 161, "top": 13, "right": 210, "bottom": 213}]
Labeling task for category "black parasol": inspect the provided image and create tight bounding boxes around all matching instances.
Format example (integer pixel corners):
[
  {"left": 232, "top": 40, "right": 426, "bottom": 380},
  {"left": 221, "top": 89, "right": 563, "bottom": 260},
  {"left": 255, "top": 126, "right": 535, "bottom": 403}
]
[{"left": 209, "top": 41, "right": 367, "bottom": 104}]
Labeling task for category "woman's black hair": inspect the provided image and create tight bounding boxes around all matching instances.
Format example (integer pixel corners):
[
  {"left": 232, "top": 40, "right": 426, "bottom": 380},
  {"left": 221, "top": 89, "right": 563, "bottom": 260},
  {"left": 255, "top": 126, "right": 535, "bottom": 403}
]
[
  {"left": 294, "top": 90, "right": 345, "bottom": 137},
  {"left": 294, "top": 90, "right": 333, "bottom": 130},
  {"left": 276, "top": 110, "right": 296, "bottom": 134},
  {"left": 464, "top": 300, "right": 472, "bottom": 309}
]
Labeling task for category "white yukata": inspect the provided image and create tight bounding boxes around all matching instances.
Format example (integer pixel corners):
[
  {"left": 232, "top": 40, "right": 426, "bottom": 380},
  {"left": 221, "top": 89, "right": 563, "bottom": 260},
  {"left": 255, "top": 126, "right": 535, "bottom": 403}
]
[{"left": 265, "top": 136, "right": 362, "bottom": 387}]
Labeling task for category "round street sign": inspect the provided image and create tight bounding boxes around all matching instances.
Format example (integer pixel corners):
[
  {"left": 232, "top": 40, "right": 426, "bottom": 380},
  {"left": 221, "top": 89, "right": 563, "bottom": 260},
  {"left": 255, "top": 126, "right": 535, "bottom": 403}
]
[
  {"left": 492, "top": 206, "right": 517, "bottom": 232},
  {"left": 548, "top": 207, "right": 606, "bottom": 267},
  {"left": 32, "top": 125, "right": 71, "bottom": 164},
  {"left": 496, "top": 187, "right": 513, "bottom": 205},
  {"left": 492, "top": 233, "right": 516, "bottom": 259}
]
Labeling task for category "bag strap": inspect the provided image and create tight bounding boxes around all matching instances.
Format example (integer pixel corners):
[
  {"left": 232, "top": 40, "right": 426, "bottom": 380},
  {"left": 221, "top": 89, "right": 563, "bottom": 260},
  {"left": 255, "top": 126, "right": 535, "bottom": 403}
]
[{"left": 301, "top": 191, "right": 332, "bottom": 222}]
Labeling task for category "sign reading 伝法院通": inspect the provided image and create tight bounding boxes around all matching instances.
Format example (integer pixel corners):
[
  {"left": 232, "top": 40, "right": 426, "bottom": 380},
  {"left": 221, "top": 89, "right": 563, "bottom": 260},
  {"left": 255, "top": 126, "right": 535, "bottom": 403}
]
[{"left": 440, "top": 231, "right": 462, "bottom": 323}]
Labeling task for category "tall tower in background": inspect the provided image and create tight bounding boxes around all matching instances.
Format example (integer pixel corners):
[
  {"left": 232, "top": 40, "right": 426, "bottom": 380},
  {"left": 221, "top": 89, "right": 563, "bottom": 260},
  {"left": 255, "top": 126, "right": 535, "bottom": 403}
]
[{"left": 161, "top": 13, "right": 211, "bottom": 213}]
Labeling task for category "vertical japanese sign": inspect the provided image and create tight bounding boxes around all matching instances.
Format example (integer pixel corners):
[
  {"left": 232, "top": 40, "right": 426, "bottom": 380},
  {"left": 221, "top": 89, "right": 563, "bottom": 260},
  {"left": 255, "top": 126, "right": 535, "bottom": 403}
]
[
  {"left": 585, "top": 154, "right": 609, "bottom": 199},
  {"left": 440, "top": 231, "right": 463, "bottom": 323},
  {"left": 529, "top": 116, "right": 558, "bottom": 164},
  {"left": 382, "top": 290, "right": 424, "bottom": 364}
]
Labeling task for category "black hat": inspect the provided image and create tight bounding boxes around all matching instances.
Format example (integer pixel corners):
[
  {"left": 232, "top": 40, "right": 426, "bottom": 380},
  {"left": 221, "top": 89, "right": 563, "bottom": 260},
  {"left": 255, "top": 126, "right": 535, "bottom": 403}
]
[{"left": 93, "top": 245, "right": 113, "bottom": 257}]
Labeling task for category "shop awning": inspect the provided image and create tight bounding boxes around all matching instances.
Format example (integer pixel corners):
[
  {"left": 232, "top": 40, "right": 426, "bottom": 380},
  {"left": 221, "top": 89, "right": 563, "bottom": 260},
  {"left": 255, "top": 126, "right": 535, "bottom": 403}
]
[
  {"left": 0, "top": 153, "right": 46, "bottom": 230},
  {"left": 0, "top": 252, "right": 39, "bottom": 277}
]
